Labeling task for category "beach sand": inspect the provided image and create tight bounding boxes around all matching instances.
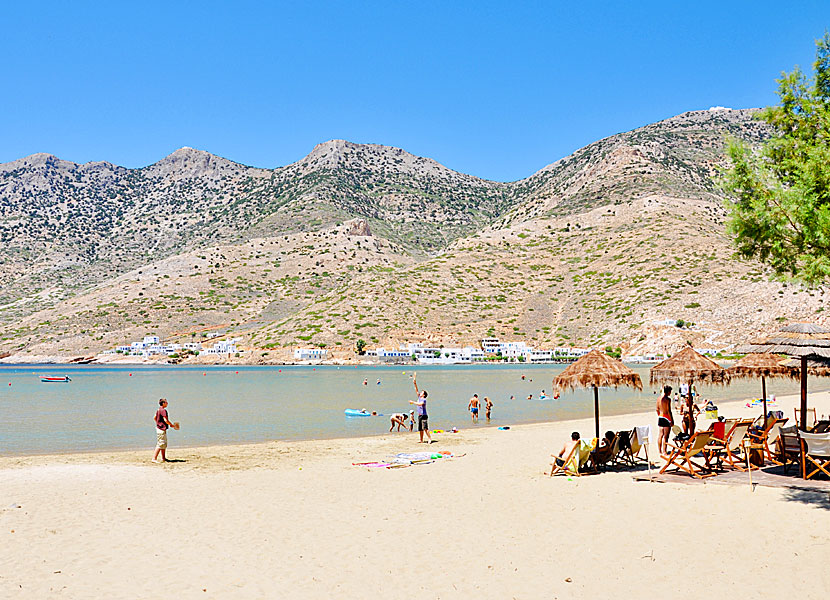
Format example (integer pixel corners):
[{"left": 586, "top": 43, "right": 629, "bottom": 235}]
[{"left": 1, "top": 392, "right": 829, "bottom": 599}]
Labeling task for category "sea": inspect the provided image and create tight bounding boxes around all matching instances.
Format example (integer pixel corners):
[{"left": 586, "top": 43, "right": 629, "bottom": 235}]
[{"left": 0, "top": 363, "right": 826, "bottom": 455}]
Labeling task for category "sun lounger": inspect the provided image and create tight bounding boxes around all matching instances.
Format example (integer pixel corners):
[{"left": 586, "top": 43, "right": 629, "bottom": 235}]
[
  {"left": 591, "top": 434, "right": 618, "bottom": 471},
  {"left": 550, "top": 440, "right": 594, "bottom": 477},
  {"left": 707, "top": 420, "right": 754, "bottom": 471},
  {"left": 794, "top": 407, "right": 817, "bottom": 430},
  {"left": 777, "top": 425, "right": 802, "bottom": 475},
  {"left": 748, "top": 417, "right": 788, "bottom": 465},
  {"left": 798, "top": 431, "right": 830, "bottom": 480},
  {"left": 659, "top": 431, "right": 717, "bottom": 479}
]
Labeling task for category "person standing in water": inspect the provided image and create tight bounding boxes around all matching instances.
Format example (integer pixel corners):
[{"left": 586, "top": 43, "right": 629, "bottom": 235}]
[
  {"left": 468, "top": 394, "right": 480, "bottom": 422},
  {"left": 409, "top": 373, "right": 433, "bottom": 444},
  {"left": 484, "top": 397, "right": 493, "bottom": 421}
]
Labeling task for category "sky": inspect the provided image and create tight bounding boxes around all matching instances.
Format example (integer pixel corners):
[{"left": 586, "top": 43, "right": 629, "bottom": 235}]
[{"left": 1, "top": 1, "right": 828, "bottom": 182}]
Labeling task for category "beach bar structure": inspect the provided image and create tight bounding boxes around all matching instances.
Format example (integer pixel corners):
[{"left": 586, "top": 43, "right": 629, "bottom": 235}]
[
  {"left": 650, "top": 346, "right": 729, "bottom": 435},
  {"left": 552, "top": 349, "right": 642, "bottom": 439},
  {"left": 742, "top": 323, "right": 830, "bottom": 430}
]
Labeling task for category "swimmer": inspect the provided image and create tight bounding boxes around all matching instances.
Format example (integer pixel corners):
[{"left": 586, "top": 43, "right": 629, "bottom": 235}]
[{"left": 363, "top": 378, "right": 368, "bottom": 386}]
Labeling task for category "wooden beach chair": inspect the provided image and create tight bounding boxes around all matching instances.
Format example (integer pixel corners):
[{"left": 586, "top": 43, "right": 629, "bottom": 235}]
[
  {"left": 591, "top": 434, "right": 618, "bottom": 471},
  {"left": 776, "top": 425, "right": 802, "bottom": 475},
  {"left": 798, "top": 432, "right": 830, "bottom": 480},
  {"left": 659, "top": 431, "right": 717, "bottom": 479},
  {"left": 707, "top": 420, "right": 754, "bottom": 471},
  {"left": 748, "top": 417, "right": 788, "bottom": 464},
  {"left": 550, "top": 443, "right": 580, "bottom": 477},
  {"left": 794, "top": 407, "right": 817, "bottom": 431}
]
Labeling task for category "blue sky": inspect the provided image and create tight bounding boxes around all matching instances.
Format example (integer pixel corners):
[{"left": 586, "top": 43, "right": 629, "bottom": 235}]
[{"left": 1, "top": 1, "right": 828, "bottom": 181}]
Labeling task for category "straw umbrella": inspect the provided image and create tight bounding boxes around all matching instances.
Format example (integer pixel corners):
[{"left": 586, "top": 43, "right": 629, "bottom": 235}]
[
  {"left": 742, "top": 323, "right": 830, "bottom": 430},
  {"left": 552, "top": 349, "right": 643, "bottom": 439},
  {"left": 650, "top": 346, "right": 729, "bottom": 434},
  {"left": 726, "top": 353, "right": 797, "bottom": 424}
]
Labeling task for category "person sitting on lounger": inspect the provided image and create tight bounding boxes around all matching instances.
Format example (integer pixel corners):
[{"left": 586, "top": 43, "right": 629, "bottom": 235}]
[
  {"left": 554, "top": 432, "right": 581, "bottom": 467},
  {"left": 591, "top": 431, "right": 616, "bottom": 466}
]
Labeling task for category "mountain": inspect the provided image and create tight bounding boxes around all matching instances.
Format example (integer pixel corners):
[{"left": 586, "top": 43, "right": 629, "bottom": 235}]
[{"left": 1, "top": 108, "right": 826, "bottom": 360}]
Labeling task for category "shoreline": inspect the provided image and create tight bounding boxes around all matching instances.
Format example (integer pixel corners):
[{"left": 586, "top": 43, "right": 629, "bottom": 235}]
[{"left": 2, "top": 390, "right": 827, "bottom": 465}]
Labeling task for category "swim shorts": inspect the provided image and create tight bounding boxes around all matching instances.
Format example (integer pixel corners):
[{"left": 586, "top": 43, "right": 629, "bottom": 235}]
[
  {"left": 156, "top": 428, "right": 168, "bottom": 449},
  {"left": 658, "top": 417, "right": 672, "bottom": 428},
  {"left": 418, "top": 415, "right": 429, "bottom": 431},
  {"left": 471, "top": 407, "right": 478, "bottom": 415}
]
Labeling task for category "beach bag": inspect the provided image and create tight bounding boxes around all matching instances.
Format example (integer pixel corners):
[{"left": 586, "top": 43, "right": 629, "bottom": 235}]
[{"left": 673, "top": 431, "right": 690, "bottom": 445}]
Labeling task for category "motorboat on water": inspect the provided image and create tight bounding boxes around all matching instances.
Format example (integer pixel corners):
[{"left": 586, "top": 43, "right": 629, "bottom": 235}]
[{"left": 39, "top": 375, "right": 71, "bottom": 382}]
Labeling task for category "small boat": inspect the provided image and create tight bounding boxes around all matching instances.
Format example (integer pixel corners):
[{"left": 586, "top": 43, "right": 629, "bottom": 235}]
[{"left": 39, "top": 376, "right": 71, "bottom": 383}]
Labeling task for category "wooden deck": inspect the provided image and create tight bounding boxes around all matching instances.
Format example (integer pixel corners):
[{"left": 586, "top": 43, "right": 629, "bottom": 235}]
[{"left": 633, "top": 464, "right": 830, "bottom": 493}]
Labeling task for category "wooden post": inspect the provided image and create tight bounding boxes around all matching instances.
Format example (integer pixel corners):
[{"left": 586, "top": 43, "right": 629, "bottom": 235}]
[
  {"left": 761, "top": 375, "right": 767, "bottom": 426},
  {"left": 593, "top": 385, "right": 600, "bottom": 440},
  {"left": 687, "top": 380, "right": 695, "bottom": 435},
  {"left": 800, "top": 356, "right": 808, "bottom": 431}
]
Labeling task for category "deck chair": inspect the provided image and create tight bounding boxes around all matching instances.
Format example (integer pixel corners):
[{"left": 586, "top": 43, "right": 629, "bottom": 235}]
[
  {"left": 659, "top": 431, "right": 717, "bottom": 479},
  {"left": 707, "top": 420, "right": 754, "bottom": 471},
  {"left": 591, "top": 435, "right": 619, "bottom": 471},
  {"left": 794, "top": 407, "right": 817, "bottom": 430},
  {"left": 550, "top": 442, "right": 579, "bottom": 477},
  {"left": 622, "top": 426, "right": 651, "bottom": 465},
  {"left": 711, "top": 418, "right": 739, "bottom": 444},
  {"left": 777, "top": 425, "right": 802, "bottom": 475},
  {"left": 799, "top": 432, "right": 830, "bottom": 480},
  {"left": 551, "top": 438, "right": 595, "bottom": 477},
  {"left": 748, "top": 417, "right": 788, "bottom": 464}
]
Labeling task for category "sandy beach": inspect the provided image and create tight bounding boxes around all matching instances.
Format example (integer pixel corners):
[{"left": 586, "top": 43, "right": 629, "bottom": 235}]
[{"left": 2, "top": 391, "right": 829, "bottom": 599}]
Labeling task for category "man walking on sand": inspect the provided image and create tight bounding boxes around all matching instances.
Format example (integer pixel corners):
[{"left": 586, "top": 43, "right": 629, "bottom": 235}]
[
  {"left": 153, "top": 398, "right": 179, "bottom": 463},
  {"left": 409, "top": 373, "right": 433, "bottom": 444},
  {"left": 656, "top": 386, "right": 673, "bottom": 457}
]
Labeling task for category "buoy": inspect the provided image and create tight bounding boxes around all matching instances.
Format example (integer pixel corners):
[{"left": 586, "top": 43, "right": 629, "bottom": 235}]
[
  {"left": 279, "top": 369, "right": 282, "bottom": 372},
  {"left": 203, "top": 373, "right": 206, "bottom": 376},
  {"left": 235, "top": 371, "right": 238, "bottom": 374},
  {"left": 129, "top": 373, "right": 132, "bottom": 376}
]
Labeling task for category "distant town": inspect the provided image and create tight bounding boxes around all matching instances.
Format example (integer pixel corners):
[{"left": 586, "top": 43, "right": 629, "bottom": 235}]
[{"left": 103, "top": 335, "right": 240, "bottom": 359}]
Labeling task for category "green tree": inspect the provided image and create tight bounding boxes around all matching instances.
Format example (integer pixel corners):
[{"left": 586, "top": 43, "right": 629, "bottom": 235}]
[
  {"left": 722, "top": 32, "right": 830, "bottom": 284},
  {"left": 355, "top": 339, "right": 366, "bottom": 355}
]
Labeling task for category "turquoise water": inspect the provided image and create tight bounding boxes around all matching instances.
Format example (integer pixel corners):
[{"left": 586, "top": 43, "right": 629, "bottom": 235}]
[{"left": 0, "top": 363, "right": 826, "bottom": 455}]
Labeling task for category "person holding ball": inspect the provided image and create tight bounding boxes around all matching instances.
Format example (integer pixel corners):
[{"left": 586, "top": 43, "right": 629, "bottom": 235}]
[
  {"left": 409, "top": 373, "right": 433, "bottom": 444},
  {"left": 153, "top": 398, "right": 179, "bottom": 463}
]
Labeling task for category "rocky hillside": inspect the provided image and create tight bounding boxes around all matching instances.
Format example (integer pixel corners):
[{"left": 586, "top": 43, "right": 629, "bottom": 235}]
[
  {"left": 0, "top": 142, "right": 509, "bottom": 322},
  {"left": 2, "top": 108, "right": 825, "bottom": 359}
]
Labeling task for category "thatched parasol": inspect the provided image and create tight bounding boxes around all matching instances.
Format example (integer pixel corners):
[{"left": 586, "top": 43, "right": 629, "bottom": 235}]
[
  {"left": 743, "top": 323, "right": 830, "bottom": 430},
  {"left": 650, "top": 346, "right": 729, "bottom": 434},
  {"left": 553, "top": 349, "right": 643, "bottom": 439},
  {"left": 726, "top": 353, "right": 797, "bottom": 423}
]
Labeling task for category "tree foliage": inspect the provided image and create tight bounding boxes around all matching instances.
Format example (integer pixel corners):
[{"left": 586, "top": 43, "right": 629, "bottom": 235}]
[{"left": 722, "top": 32, "right": 830, "bottom": 284}]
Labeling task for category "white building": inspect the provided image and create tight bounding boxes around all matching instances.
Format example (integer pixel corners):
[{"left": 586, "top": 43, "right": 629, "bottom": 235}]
[
  {"left": 480, "top": 337, "right": 501, "bottom": 353},
  {"left": 205, "top": 339, "right": 240, "bottom": 355},
  {"left": 294, "top": 348, "right": 328, "bottom": 360}
]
